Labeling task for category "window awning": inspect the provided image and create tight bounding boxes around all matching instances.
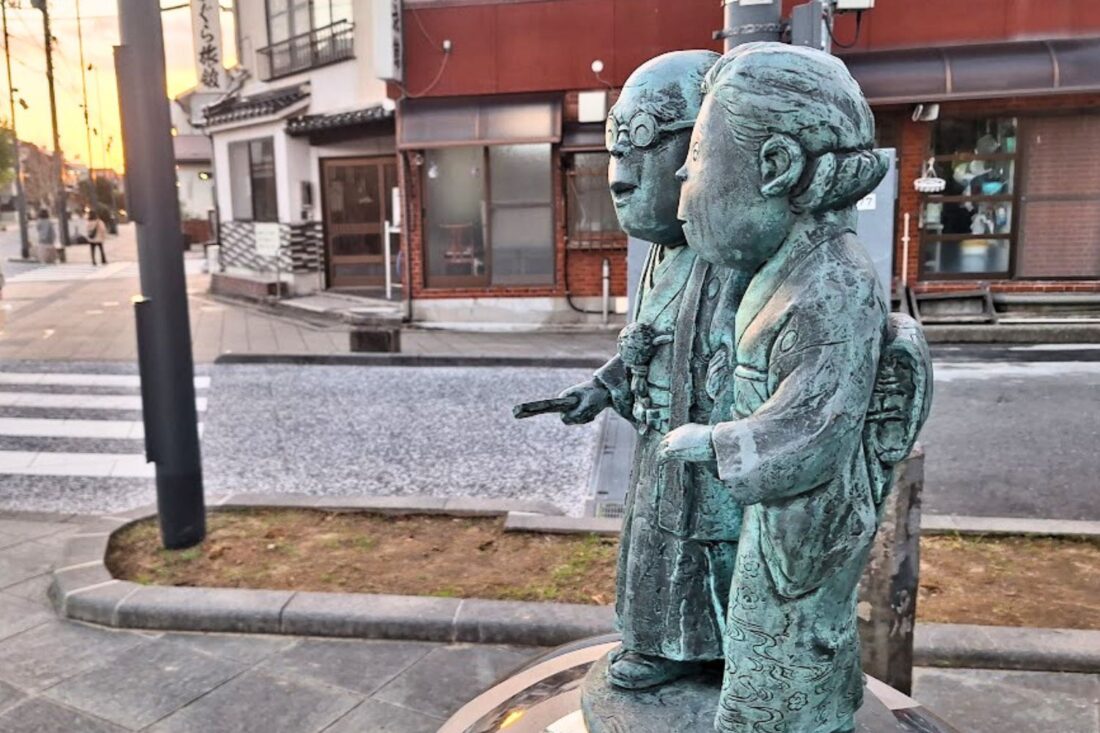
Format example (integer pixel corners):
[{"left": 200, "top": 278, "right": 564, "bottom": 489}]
[
  {"left": 398, "top": 94, "right": 561, "bottom": 149},
  {"left": 842, "top": 38, "right": 1100, "bottom": 105}
]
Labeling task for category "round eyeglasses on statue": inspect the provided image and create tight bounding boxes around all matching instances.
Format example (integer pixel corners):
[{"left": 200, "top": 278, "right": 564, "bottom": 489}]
[{"left": 606, "top": 112, "right": 695, "bottom": 151}]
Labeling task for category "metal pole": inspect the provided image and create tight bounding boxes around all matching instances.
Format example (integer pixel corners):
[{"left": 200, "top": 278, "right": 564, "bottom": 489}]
[
  {"left": 92, "top": 65, "right": 110, "bottom": 212},
  {"left": 115, "top": 0, "right": 205, "bottom": 549},
  {"left": 383, "top": 221, "right": 393, "bottom": 300},
  {"left": 1, "top": 0, "right": 28, "bottom": 259},
  {"left": 32, "top": 0, "right": 69, "bottom": 248},
  {"left": 75, "top": 0, "right": 97, "bottom": 217},
  {"left": 720, "top": 0, "right": 783, "bottom": 53}
]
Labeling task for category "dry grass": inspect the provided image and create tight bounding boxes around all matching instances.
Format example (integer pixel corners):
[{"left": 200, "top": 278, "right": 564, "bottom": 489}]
[
  {"left": 108, "top": 509, "right": 1099, "bottom": 628},
  {"left": 918, "top": 534, "right": 1100, "bottom": 629},
  {"left": 107, "top": 509, "right": 618, "bottom": 605}
]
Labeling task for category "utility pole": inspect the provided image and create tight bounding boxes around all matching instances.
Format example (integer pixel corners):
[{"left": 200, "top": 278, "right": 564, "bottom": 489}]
[
  {"left": 719, "top": 0, "right": 783, "bottom": 52},
  {"left": 90, "top": 63, "right": 111, "bottom": 216},
  {"left": 75, "top": 0, "right": 97, "bottom": 216},
  {"left": 1, "top": 0, "right": 29, "bottom": 259},
  {"left": 115, "top": 0, "right": 205, "bottom": 549},
  {"left": 30, "top": 0, "right": 68, "bottom": 250}
]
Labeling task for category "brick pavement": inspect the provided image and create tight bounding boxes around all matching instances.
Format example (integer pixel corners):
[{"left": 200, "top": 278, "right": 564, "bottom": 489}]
[
  {"left": 0, "top": 510, "right": 540, "bottom": 732},
  {"left": 0, "top": 511, "right": 1095, "bottom": 732},
  {"left": 1, "top": 225, "right": 618, "bottom": 363}
]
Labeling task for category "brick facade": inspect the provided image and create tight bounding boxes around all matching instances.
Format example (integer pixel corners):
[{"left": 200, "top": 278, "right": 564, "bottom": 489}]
[{"left": 885, "top": 92, "right": 1100, "bottom": 295}]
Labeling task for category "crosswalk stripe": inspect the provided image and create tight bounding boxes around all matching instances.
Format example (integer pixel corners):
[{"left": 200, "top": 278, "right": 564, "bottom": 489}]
[
  {"left": 0, "top": 392, "right": 207, "bottom": 411},
  {"left": 0, "top": 450, "right": 154, "bottom": 478},
  {"left": 0, "top": 417, "right": 144, "bottom": 439},
  {"left": 0, "top": 373, "right": 210, "bottom": 389},
  {"left": 0, "top": 417, "right": 205, "bottom": 439}
]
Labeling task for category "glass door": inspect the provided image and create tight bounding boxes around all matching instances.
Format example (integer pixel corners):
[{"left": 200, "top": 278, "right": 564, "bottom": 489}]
[{"left": 321, "top": 157, "right": 396, "bottom": 290}]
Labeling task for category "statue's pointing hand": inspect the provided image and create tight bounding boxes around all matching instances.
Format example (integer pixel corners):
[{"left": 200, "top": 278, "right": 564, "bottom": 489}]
[
  {"left": 557, "top": 379, "right": 612, "bottom": 425},
  {"left": 657, "top": 423, "right": 716, "bottom": 465}
]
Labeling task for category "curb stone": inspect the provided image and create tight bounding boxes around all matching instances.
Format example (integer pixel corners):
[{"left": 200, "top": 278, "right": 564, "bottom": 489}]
[
  {"left": 46, "top": 498, "right": 1098, "bottom": 670},
  {"left": 502, "top": 513, "right": 1100, "bottom": 540},
  {"left": 914, "top": 623, "right": 1100, "bottom": 674},
  {"left": 214, "top": 353, "right": 606, "bottom": 370},
  {"left": 50, "top": 495, "right": 607, "bottom": 647},
  {"left": 920, "top": 514, "right": 1100, "bottom": 539}
]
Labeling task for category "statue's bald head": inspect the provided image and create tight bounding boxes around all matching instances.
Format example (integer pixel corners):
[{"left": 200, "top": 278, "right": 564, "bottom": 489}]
[
  {"left": 616, "top": 50, "right": 718, "bottom": 128},
  {"left": 607, "top": 50, "right": 720, "bottom": 246}
]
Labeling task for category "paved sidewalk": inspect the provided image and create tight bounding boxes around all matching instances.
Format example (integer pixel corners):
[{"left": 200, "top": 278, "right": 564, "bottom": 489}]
[
  {"left": 0, "top": 511, "right": 540, "bottom": 732},
  {"left": 0, "top": 511, "right": 1096, "bottom": 732}
]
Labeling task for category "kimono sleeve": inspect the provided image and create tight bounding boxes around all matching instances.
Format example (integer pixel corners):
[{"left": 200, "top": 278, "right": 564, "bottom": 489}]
[
  {"left": 710, "top": 309, "right": 881, "bottom": 505},
  {"left": 593, "top": 355, "right": 635, "bottom": 422}
]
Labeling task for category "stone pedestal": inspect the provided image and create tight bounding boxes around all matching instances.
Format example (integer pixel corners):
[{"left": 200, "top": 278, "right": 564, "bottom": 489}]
[
  {"left": 582, "top": 654, "right": 910, "bottom": 733},
  {"left": 438, "top": 636, "right": 959, "bottom": 733}
]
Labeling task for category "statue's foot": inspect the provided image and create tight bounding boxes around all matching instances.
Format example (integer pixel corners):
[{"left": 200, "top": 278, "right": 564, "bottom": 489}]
[{"left": 606, "top": 650, "right": 699, "bottom": 690}]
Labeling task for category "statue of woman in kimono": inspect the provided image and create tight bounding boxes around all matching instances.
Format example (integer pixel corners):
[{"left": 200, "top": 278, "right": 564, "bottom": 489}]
[{"left": 659, "top": 43, "right": 933, "bottom": 733}]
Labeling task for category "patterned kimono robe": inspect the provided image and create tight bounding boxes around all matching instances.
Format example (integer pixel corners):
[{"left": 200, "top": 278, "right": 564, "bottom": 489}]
[
  {"left": 594, "top": 243, "right": 746, "bottom": 662},
  {"left": 710, "top": 230, "right": 888, "bottom": 733}
]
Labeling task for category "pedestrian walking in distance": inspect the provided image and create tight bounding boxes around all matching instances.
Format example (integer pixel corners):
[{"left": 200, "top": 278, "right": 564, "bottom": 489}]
[
  {"left": 87, "top": 210, "right": 108, "bottom": 266},
  {"left": 35, "top": 208, "right": 59, "bottom": 264}
]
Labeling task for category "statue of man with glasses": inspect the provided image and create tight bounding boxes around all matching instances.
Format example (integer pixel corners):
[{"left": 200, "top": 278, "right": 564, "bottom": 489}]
[{"left": 551, "top": 50, "right": 748, "bottom": 691}]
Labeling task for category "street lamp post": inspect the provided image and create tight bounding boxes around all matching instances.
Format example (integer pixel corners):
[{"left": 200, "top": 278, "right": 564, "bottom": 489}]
[{"left": 115, "top": 0, "right": 205, "bottom": 549}]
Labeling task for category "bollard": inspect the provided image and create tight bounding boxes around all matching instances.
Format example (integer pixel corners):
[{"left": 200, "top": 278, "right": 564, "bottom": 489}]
[{"left": 858, "top": 445, "right": 924, "bottom": 695}]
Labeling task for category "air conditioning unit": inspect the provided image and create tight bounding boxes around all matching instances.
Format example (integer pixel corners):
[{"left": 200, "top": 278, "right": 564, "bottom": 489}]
[{"left": 836, "top": 0, "right": 874, "bottom": 9}]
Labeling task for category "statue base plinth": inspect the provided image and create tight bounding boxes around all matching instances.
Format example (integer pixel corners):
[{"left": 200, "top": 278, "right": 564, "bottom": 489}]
[
  {"left": 580, "top": 656, "right": 722, "bottom": 733},
  {"left": 438, "top": 636, "right": 959, "bottom": 733},
  {"left": 581, "top": 653, "right": 917, "bottom": 733}
]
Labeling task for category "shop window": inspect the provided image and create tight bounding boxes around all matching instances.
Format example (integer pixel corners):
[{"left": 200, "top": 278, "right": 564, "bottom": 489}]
[
  {"left": 920, "top": 118, "right": 1017, "bottom": 277},
  {"left": 423, "top": 144, "right": 554, "bottom": 289},
  {"left": 566, "top": 152, "right": 624, "bottom": 250},
  {"left": 228, "top": 138, "right": 278, "bottom": 223},
  {"left": 1015, "top": 116, "right": 1100, "bottom": 279}
]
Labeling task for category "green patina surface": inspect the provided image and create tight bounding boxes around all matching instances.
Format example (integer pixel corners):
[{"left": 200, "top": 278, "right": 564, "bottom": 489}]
[{"left": 525, "top": 42, "right": 933, "bottom": 733}]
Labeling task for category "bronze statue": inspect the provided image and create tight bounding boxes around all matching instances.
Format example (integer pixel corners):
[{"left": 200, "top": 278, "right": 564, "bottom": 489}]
[
  {"left": 517, "top": 42, "right": 932, "bottom": 733},
  {"left": 661, "top": 43, "right": 932, "bottom": 732}
]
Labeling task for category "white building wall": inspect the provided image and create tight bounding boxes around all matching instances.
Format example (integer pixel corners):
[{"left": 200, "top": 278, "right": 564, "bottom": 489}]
[
  {"left": 177, "top": 164, "right": 215, "bottom": 220},
  {"left": 210, "top": 119, "right": 289, "bottom": 220},
  {"left": 232, "top": 0, "right": 388, "bottom": 113}
]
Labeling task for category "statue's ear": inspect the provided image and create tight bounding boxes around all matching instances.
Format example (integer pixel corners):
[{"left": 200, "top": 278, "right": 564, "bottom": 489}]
[{"left": 759, "top": 134, "right": 805, "bottom": 199}]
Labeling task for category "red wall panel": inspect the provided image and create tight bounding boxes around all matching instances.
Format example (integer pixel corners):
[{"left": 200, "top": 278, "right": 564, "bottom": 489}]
[
  {"left": 402, "top": 0, "right": 722, "bottom": 98},
  {"left": 401, "top": 0, "right": 1100, "bottom": 99},
  {"left": 494, "top": 0, "right": 615, "bottom": 92}
]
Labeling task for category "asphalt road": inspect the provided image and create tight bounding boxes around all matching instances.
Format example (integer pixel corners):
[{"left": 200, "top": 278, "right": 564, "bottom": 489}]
[{"left": 921, "top": 355, "right": 1100, "bottom": 521}]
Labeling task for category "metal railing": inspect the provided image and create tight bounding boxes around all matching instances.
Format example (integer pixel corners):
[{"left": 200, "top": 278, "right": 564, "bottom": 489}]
[{"left": 256, "top": 20, "right": 354, "bottom": 82}]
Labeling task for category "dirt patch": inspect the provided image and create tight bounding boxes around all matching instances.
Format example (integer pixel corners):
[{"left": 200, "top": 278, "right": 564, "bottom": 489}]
[
  {"left": 107, "top": 509, "right": 618, "bottom": 606},
  {"left": 918, "top": 534, "right": 1100, "bottom": 630},
  {"left": 107, "top": 509, "right": 1099, "bottom": 629}
]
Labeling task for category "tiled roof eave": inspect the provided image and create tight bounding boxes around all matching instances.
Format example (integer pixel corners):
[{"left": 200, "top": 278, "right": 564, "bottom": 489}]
[{"left": 285, "top": 105, "right": 394, "bottom": 136}]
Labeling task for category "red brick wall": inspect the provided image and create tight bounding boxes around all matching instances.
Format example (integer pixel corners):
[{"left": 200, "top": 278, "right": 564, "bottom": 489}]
[
  {"left": 888, "top": 93, "right": 1100, "bottom": 294},
  {"left": 566, "top": 249, "right": 628, "bottom": 297}
]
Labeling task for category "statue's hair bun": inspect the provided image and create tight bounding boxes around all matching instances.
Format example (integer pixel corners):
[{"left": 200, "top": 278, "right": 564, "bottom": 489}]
[{"left": 791, "top": 149, "right": 889, "bottom": 215}]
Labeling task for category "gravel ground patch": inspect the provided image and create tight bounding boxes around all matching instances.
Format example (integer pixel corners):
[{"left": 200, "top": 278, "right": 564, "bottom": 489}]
[{"left": 201, "top": 364, "right": 600, "bottom": 516}]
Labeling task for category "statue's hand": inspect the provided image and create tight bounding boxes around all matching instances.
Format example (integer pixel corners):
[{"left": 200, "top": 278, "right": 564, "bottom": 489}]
[
  {"left": 558, "top": 379, "right": 611, "bottom": 425},
  {"left": 658, "top": 424, "right": 716, "bottom": 465}
]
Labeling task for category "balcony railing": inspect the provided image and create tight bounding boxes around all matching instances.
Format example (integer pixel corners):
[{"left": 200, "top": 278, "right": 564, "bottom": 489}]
[{"left": 256, "top": 20, "right": 354, "bottom": 82}]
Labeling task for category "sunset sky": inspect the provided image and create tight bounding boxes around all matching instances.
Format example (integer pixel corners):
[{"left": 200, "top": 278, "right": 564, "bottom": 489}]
[{"left": 2, "top": 0, "right": 237, "bottom": 172}]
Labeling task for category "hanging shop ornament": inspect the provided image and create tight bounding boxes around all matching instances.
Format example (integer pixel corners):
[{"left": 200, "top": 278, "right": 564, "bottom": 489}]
[{"left": 913, "top": 157, "right": 946, "bottom": 193}]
